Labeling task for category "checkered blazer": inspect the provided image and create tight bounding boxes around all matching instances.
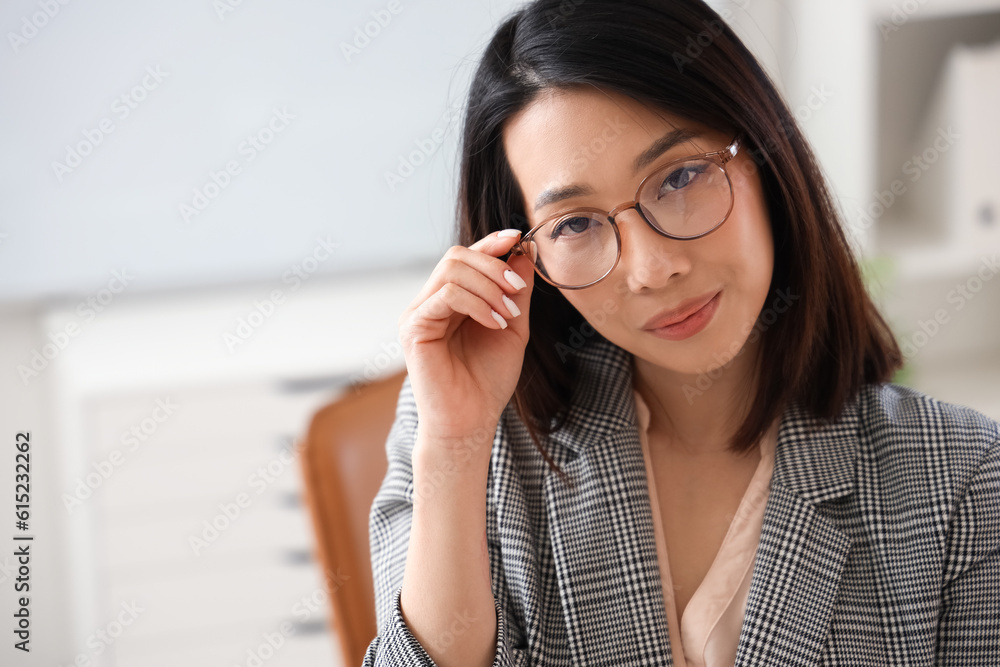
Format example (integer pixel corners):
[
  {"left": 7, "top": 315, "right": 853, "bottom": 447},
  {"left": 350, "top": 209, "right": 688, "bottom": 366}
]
[{"left": 362, "top": 335, "right": 1000, "bottom": 666}]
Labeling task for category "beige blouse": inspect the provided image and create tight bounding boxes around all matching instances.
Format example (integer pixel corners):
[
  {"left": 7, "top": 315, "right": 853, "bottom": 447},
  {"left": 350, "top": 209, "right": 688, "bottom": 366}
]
[{"left": 633, "top": 388, "right": 778, "bottom": 667}]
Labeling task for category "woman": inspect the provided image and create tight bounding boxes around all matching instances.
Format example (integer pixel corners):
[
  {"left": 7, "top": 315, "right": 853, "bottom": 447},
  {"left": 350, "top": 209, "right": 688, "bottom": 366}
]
[{"left": 363, "top": 1, "right": 1000, "bottom": 665}]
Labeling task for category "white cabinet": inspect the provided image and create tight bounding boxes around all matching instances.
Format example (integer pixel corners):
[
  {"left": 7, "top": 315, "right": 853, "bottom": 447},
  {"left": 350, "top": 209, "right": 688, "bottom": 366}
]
[{"left": 46, "top": 268, "right": 426, "bottom": 666}]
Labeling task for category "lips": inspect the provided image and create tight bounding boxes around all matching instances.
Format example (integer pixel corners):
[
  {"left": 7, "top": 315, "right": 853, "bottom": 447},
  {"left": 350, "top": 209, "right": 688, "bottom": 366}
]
[{"left": 643, "top": 290, "right": 720, "bottom": 330}]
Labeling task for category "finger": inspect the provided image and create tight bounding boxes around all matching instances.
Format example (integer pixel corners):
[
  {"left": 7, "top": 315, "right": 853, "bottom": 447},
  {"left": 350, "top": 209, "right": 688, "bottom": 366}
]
[
  {"left": 412, "top": 282, "right": 507, "bottom": 335},
  {"left": 468, "top": 228, "right": 526, "bottom": 255},
  {"left": 412, "top": 238, "right": 531, "bottom": 308},
  {"left": 433, "top": 259, "right": 523, "bottom": 320},
  {"left": 506, "top": 239, "right": 536, "bottom": 277},
  {"left": 503, "top": 240, "right": 536, "bottom": 301},
  {"left": 496, "top": 248, "right": 534, "bottom": 338},
  {"left": 441, "top": 245, "right": 530, "bottom": 295}
]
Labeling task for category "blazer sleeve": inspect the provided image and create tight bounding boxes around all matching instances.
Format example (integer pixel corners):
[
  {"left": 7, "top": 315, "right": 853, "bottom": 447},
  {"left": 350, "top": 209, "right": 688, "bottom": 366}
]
[
  {"left": 361, "top": 373, "right": 529, "bottom": 666},
  {"left": 935, "top": 433, "right": 1000, "bottom": 665}
]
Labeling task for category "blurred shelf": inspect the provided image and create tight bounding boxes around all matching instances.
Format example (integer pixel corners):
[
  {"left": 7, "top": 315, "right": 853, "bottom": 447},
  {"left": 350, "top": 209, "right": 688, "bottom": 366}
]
[{"left": 873, "top": 1, "right": 1000, "bottom": 287}]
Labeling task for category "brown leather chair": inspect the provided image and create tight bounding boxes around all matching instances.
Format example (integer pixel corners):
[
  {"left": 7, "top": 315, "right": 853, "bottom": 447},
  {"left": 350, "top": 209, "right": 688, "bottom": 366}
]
[{"left": 299, "top": 368, "right": 407, "bottom": 666}]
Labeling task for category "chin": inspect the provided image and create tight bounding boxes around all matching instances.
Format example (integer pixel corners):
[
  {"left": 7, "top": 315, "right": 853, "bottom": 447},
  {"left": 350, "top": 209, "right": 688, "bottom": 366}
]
[{"left": 639, "top": 326, "right": 749, "bottom": 377}]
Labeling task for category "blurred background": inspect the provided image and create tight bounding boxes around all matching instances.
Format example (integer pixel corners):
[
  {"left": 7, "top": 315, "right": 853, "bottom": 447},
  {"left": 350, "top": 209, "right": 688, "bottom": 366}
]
[{"left": 0, "top": 0, "right": 997, "bottom": 665}]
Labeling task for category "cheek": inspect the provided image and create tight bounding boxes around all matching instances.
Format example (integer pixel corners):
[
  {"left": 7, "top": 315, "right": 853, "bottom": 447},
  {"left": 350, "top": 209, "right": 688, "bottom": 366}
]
[
  {"left": 723, "top": 168, "right": 774, "bottom": 283},
  {"left": 744, "top": 208, "right": 774, "bottom": 288},
  {"left": 709, "top": 171, "right": 775, "bottom": 336},
  {"left": 561, "top": 288, "right": 628, "bottom": 340}
]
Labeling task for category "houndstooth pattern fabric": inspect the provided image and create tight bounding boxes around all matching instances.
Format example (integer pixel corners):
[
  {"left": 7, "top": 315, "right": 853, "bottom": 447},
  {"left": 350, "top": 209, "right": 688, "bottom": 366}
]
[{"left": 362, "top": 334, "right": 1000, "bottom": 666}]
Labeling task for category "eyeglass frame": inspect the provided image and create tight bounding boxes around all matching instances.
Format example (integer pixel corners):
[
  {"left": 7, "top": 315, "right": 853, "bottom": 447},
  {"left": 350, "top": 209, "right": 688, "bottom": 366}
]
[{"left": 508, "top": 133, "right": 744, "bottom": 290}]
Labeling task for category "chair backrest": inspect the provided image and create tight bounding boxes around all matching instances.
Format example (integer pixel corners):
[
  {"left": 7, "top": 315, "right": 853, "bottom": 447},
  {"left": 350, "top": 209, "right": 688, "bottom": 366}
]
[{"left": 299, "top": 369, "right": 407, "bottom": 666}]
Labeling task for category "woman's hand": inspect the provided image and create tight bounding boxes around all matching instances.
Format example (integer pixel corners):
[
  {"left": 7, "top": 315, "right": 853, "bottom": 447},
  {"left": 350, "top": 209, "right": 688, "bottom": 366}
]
[{"left": 398, "top": 229, "right": 535, "bottom": 456}]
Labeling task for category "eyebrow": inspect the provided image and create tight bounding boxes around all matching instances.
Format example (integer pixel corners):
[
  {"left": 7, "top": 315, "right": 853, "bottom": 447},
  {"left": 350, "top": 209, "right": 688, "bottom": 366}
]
[{"left": 532, "top": 127, "right": 701, "bottom": 213}]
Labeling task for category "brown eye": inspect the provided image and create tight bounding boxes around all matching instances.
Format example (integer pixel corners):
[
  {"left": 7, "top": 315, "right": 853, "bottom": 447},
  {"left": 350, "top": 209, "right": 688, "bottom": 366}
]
[
  {"left": 549, "top": 215, "right": 601, "bottom": 240},
  {"left": 657, "top": 163, "right": 708, "bottom": 198}
]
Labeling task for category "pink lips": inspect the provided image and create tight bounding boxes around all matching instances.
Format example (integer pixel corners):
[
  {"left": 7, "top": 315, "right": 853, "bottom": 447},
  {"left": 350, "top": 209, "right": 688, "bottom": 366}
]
[{"left": 644, "top": 290, "right": 721, "bottom": 341}]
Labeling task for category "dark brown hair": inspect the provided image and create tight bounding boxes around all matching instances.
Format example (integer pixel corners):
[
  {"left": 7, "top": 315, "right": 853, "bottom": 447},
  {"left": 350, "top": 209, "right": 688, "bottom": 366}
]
[{"left": 454, "top": 0, "right": 903, "bottom": 476}]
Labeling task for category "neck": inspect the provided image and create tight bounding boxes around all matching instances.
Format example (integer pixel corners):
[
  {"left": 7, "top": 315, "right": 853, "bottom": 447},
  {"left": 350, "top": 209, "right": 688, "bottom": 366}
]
[{"left": 632, "top": 341, "right": 761, "bottom": 457}]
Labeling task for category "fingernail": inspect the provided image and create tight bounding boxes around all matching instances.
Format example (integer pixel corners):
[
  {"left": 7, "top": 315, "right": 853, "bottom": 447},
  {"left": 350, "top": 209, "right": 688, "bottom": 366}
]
[
  {"left": 504, "top": 269, "right": 527, "bottom": 291},
  {"left": 498, "top": 229, "right": 521, "bottom": 238},
  {"left": 490, "top": 309, "right": 507, "bottom": 329},
  {"left": 502, "top": 294, "right": 520, "bottom": 317}
]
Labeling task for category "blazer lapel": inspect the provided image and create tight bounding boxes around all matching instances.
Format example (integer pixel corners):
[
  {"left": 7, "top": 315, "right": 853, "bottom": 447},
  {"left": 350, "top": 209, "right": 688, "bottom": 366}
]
[
  {"left": 543, "top": 338, "right": 676, "bottom": 665},
  {"left": 544, "top": 426, "right": 675, "bottom": 665},
  {"left": 734, "top": 393, "right": 860, "bottom": 666},
  {"left": 733, "top": 484, "right": 852, "bottom": 665}
]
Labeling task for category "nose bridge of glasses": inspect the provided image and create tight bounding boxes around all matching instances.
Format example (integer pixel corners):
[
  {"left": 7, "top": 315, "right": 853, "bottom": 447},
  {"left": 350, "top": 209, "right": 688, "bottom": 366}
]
[
  {"left": 607, "top": 200, "right": 640, "bottom": 222},
  {"left": 615, "top": 203, "right": 670, "bottom": 248},
  {"left": 608, "top": 200, "right": 671, "bottom": 241}
]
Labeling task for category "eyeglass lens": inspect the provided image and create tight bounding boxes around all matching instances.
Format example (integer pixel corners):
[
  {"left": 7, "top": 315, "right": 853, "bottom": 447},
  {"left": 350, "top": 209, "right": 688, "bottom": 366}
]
[{"left": 531, "top": 158, "right": 732, "bottom": 287}]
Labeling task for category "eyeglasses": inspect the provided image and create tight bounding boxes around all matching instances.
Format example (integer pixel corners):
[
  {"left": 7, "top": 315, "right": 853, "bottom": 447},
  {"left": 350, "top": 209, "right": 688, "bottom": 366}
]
[{"left": 509, "top": 134, "right": 743, "bottom": 289}]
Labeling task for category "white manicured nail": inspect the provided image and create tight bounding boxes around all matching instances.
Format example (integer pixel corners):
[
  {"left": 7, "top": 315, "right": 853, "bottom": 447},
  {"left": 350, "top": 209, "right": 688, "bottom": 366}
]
[
  {"left": 490, "top": 309, "right": 507, "bottom": 329},
  {"left": 504, "top": 269, "right": 527, "bottom": 290},
  {"left": 498, "top": 229, "right": 521, "bottom": 238},
  {"left": 502, "top": 294, "right": 520, "bottom": 317}
]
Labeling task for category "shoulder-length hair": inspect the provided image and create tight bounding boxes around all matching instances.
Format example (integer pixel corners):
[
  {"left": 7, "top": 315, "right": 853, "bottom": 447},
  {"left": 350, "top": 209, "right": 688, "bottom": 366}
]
[{"left": 454, "top": 0, "right": 902, "bottom": 475}]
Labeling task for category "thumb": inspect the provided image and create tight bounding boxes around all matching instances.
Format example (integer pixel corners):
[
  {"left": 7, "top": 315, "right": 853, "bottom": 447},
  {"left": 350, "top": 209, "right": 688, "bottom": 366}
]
[
  {"left": 504, "top": 242, "right": 535, "bottom": 333},
  {"left": 506, "top": 241, "right": 535, "bottom": 295}
]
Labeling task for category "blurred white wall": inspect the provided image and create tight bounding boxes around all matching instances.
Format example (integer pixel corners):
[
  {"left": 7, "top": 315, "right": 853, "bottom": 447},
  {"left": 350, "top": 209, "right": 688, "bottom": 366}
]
[{"left": 0, "top": 0, "right": 520, "bottom": 302}]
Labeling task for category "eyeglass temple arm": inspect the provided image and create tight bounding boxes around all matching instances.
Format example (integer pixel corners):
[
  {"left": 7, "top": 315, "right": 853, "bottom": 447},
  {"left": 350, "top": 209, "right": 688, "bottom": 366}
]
[
  {"left": 721, "top": 134, "right": 741, "bottom": 163},
  {"left": 507, "top": 238, "right": 536, "bottom": 261}
]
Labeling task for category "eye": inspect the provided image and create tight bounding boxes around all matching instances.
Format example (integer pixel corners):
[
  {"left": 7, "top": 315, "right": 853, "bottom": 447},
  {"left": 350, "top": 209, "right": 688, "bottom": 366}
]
[
  {"left": 549, "top": 215, "right": 600, "bottom": 240},
  {"left": 657, "top": 163, "right": 708, "bottom": 197}
]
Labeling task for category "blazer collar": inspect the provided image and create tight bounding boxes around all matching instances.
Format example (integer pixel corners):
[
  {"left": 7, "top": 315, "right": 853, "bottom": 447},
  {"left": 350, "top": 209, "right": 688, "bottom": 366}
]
[
  {"left": 541, "top": 335, "right": 861, "bottom": 665},
  {"left": 546, "top": 334, "right": 860, "bottom": 501}
]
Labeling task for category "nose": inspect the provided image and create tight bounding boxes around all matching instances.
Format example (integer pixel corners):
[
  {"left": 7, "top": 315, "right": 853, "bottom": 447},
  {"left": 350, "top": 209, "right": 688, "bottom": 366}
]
[{"left": 612, "top": 207, "right": 690, "bottom": 293}]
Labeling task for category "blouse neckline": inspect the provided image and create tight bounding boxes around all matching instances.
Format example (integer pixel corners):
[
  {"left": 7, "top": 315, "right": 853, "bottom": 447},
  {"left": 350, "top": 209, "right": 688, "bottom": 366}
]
[{"left": 633, "top": 386, "right": 779, "bottom": 667}]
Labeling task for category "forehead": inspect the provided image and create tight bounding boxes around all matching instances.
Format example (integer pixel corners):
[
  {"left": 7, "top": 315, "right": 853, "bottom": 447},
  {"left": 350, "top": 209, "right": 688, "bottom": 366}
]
[{"left": 501, "top": 87, "right": 716, "bottom": 213}]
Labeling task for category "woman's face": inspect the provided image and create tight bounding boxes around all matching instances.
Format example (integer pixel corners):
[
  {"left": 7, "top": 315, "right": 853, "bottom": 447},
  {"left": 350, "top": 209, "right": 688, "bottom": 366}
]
[{"left": 502, "top": 86, "right": 774, "bottom": 378}]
